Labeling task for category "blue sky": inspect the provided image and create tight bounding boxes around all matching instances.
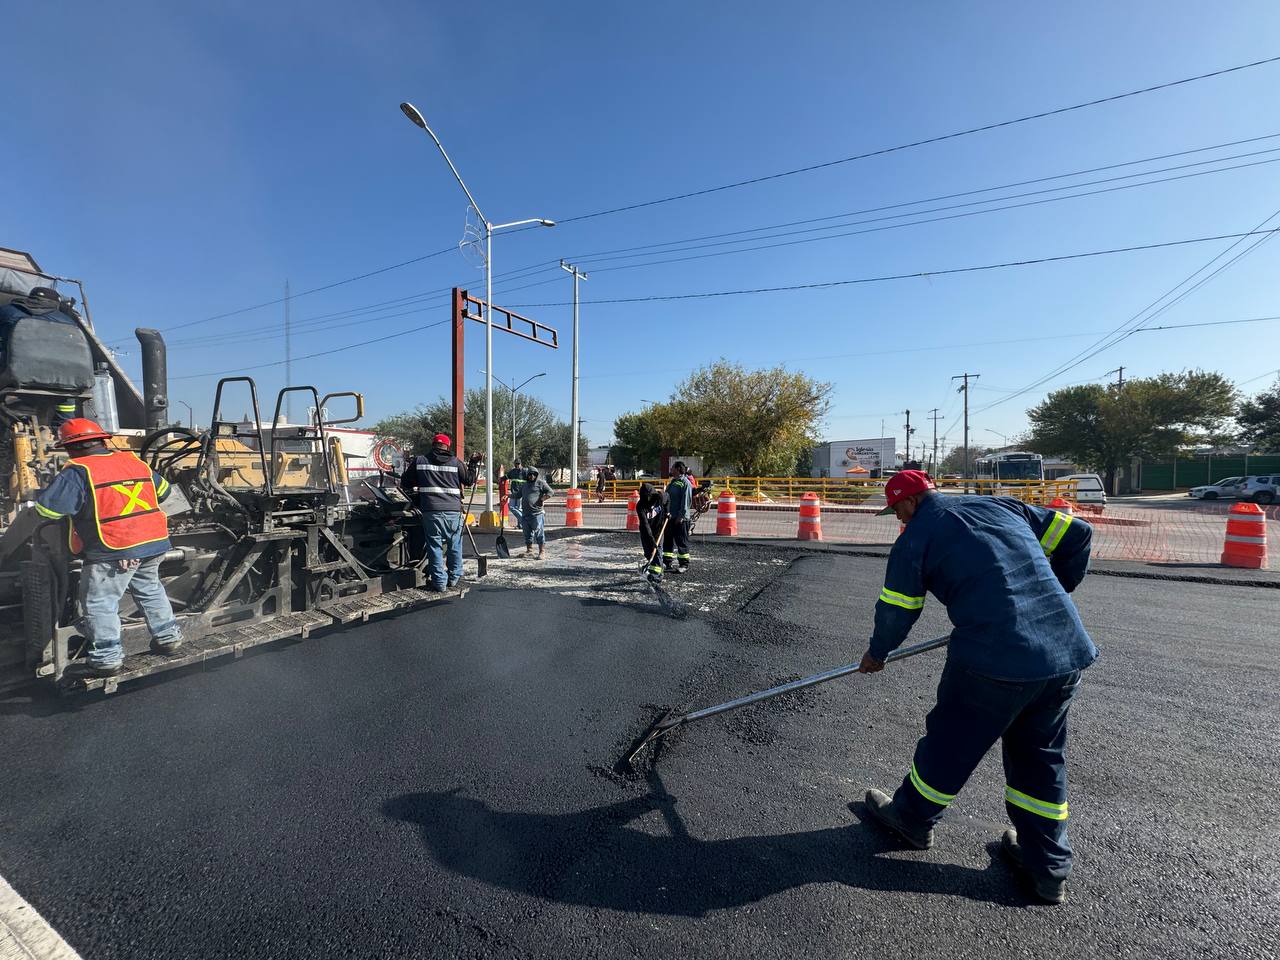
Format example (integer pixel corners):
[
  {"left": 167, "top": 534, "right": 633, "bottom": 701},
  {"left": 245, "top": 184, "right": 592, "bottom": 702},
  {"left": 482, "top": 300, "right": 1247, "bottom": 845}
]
[{"left": 5, "top": 1, "right": 1280, "bottom": 458}]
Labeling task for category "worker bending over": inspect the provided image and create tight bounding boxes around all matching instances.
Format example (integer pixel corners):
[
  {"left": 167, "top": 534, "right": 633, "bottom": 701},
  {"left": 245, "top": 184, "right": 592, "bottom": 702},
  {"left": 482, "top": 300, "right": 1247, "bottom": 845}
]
[
  {"left": 33, "top": 419, "right": 181, "bottom": 678},
  {"left": 400, "top": 434, "right": 481, "bottom": 591},
  {"left": 635, "top": 481, "right": 668, "bottom": 583},
  {"left": 662, "top": 462, "right": 694, "bottom": 574},
  {"left": 517, "top": 467, "right": 554, "bottom": 559},
  {"left": 857, "top": 470, "right": 1096, "bottom": 905}
]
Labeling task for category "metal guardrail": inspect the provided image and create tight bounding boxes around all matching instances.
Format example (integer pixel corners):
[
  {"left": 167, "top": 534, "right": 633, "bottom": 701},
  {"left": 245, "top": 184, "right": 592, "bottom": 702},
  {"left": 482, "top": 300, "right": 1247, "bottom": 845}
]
[{"left": 594, "top": 476, "right": 1080, "bottom": 507}]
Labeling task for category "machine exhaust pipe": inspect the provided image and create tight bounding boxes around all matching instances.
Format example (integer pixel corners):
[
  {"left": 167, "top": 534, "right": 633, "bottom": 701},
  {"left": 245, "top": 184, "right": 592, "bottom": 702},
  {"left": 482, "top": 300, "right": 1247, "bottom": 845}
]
[{"left": 135, "top": 328, "right": 169, "bottom": 431}]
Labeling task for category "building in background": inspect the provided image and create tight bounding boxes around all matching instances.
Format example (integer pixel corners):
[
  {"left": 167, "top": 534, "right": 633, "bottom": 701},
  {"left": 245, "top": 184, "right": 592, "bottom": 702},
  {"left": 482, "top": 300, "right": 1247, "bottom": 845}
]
[{"left": 811, "top": 438, "right": 896, "bottom": 478}]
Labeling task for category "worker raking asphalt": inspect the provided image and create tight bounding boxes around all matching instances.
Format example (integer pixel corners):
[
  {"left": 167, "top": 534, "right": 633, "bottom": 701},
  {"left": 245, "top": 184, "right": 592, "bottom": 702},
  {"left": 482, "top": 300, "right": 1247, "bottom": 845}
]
[{"left": 0, "top": 536, "right": 1275, "bottom": 959}]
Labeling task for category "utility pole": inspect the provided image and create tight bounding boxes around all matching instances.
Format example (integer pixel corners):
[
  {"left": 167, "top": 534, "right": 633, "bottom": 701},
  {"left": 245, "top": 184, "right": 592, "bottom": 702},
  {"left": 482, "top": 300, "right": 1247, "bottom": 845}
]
[
  {"left": 929, "top": 408, "right": 941, "bottom": 473},
  {"left": 560, "top": 260, "right": 588, "bottom": 489},
  {"left": 284, "top": 279, "right": 292, "bottom": 423},
  {"left": 951, "top": 373, "right": 979, "bottom": 485},
  {"left": 904, "top": 409, "right": 912, "bottom": 463},
  {"left": 1106, "top": 366, "right": 1126, "bottom": 390}
]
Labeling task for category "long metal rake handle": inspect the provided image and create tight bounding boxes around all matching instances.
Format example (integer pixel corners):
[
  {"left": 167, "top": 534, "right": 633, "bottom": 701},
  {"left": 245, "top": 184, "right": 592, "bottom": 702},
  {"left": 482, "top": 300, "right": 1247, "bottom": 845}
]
[{"left": 657, "top": 634, "right": 950, "bottom": 734}]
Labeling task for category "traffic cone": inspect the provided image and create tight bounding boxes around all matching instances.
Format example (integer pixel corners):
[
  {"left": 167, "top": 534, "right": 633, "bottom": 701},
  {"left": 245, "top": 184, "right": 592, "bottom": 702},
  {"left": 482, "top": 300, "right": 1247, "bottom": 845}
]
[
  {"left": 565, "top": 488, "right": 583, "bottom": 528},
  {"left": 1221, "top": 502, "right": 1268, "bottom": 569},
  {"left": 626, "top": 490, "right": 640, "bottom": 531},
  {"left": 797, "top": 492, "right": 823, "bottom": 541},
  {"left": 716, "top": 490, "right": 738, "bottom": 536},
  {"left": 1048, "top": 496, "right": 1074, "bottom": 515}
]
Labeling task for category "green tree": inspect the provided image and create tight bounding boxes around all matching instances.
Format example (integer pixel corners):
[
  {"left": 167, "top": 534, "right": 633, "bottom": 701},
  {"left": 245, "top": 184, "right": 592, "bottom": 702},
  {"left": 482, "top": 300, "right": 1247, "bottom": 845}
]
[
  {"left": 1026, "top": 370, "right": 1237, "bottom": 492},
  {"left": 940, "top": 445, "right": 994, "bottom": 476},
  {"left": 1237, "top": 377, "right": 1280, "bottom": 451},
  {"left": 373, "top": 388, "right": 572, "bottom": 470}
]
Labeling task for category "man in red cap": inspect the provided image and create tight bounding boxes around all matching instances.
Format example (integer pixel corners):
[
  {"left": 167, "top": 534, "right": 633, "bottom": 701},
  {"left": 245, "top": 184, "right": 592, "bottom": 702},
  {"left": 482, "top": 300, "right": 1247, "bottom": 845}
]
[
  {"left": 31, "top": 418, "right": 181, "bottom": 678},
  {"left": 856, "top": 469, "right": 1096, "bottom": 904},
  {"left": 399, "top": 433, "right": 482, "bottom": 591}
]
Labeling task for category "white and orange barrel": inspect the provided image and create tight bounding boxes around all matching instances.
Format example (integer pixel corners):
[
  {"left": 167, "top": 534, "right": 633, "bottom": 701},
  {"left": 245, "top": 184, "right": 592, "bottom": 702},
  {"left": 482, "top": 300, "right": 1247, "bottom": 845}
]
[
  {"left": 797, "top": 492, "right": 823, "bottom": 541},
  {"left": 626, "top": 490, "right": 640, "bottom": 531},
  {"left": 1048, "top": 496, "right": 1074, "bottom": 515},
  {"left": 716, "top": 490, "right": 738, "bottom": 536},
  {"left": 1221, "top": 501, "right": 1268, "bottom": 569},
  {"left": 565, "top": 488, "right": 583, "bottom": 528}
]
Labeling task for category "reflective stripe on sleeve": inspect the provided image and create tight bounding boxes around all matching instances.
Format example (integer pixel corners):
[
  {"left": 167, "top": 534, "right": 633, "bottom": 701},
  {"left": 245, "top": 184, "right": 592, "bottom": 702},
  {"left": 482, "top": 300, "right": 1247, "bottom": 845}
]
[
  {"left": 1039, "top": 511, "right": 1073, "bottom": 555},
  {"left": 910, "top": 763, "right": 956, "bottom": 807},
  {"left": 56, "top": 403, "right": 76, "bottom": 413},
  {"left": 879, "top": 587, "right": 925, "bottom": 610},
  {"left": 1005, "top": 785, "right": 1069, "bottom": 820},
  {"left": 34, "top": 502, "right": 64, "bottom": 519},
  {"left": 156, "top": 477, "right": 170, "bottom": 496}
]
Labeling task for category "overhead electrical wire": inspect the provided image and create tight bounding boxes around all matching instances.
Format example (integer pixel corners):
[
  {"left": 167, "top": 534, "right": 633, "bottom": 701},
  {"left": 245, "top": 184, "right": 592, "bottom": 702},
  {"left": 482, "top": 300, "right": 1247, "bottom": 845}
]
[
  {"left": 972, "top": 208, "right": 1280, "bottom": 412},
  {"left": 138, "top": 56, "right": 1280, "bottom": 341},
  {"left": 549, "top": 55, "right": 1280, "bottom": 225},
  {"left": 506, "top": 228, "right": 1280, "bottom": 308}
]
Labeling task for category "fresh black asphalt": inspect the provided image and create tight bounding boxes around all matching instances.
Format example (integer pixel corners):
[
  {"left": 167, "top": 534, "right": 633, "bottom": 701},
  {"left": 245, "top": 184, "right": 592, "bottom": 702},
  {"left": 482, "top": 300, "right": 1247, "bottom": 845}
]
[{"left": 1, "top": 535, "right": 1276, "bottom": 959}]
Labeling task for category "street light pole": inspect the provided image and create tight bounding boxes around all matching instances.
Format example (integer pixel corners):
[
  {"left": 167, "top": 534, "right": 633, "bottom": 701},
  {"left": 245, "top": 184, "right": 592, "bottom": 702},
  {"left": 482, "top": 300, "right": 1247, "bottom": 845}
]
[
  {"left": 400, "top": 101, "right": 555, "bottom": 527},
  {"left": 178, "top": 400, "right": 193, "bottom": 428},
  {"left": 481, "top": 370, "right": 545, "bottom": 464},
  {"left": 560, "top": 260, "right": 588, "bottom": 489}
]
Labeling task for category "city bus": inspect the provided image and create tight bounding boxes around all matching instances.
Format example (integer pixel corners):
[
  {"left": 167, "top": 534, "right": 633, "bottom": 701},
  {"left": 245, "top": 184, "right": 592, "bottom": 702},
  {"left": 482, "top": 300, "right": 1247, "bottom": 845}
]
[{"left": 973, "top": 451, "right": 1045, "bottom": 490}]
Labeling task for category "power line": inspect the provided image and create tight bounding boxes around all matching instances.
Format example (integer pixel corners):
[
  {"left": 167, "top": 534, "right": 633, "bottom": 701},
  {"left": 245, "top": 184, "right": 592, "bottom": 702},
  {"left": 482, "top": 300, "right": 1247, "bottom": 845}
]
[
  {"left": 578, "top": 153, "right": 1280, "bottom": 277},
  {"left": 552, "top": 55, "right": 1280, "bottom": 225},
  {"left": 157, "top": 246, "right": 459, "bottom": 335},
  {"left": 973, "top": 207, "right": 1280, "bottom": 412},
  {"left": 508, "top": 228, "right": 1280, "bottom": 308},
  {"left": 125, "top": 130, "right": 1280, "bottom": 346},
  {"left": 567, "top": 141, "right": 1280, "bottom": 269}
]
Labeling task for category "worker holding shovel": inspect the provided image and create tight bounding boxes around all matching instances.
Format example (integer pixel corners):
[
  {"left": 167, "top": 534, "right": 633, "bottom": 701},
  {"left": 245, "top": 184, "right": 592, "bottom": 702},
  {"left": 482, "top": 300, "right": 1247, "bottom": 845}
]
[
  {"left": 856, "top": 470, "right": 1096, "bottom": 905},
  {"left": 635, "top": 482, "right": 668, "bottom": 583}
]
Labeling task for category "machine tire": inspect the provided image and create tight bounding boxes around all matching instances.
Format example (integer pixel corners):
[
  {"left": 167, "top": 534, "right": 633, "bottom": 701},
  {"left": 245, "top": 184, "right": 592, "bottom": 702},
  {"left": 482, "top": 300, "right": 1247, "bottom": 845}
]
[{"left": 20, "top": 557, "right": 56, "bottom": 668}]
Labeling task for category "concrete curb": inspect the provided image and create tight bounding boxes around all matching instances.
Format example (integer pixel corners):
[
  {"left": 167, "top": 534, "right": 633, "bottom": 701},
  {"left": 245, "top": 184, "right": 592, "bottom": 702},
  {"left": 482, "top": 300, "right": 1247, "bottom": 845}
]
[{"left": 0, "top": 872, "right": 81, "bottom": 960}]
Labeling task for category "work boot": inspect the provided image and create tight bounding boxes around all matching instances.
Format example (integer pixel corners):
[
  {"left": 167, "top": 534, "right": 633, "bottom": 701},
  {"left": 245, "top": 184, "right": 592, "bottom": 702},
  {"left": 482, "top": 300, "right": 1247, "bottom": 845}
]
[
  {"left": 64, "top": 661, "right": 123, "bottom": 680},
  {"left": 1000, "top": 829, "right": 1067, "bottom": 904},
  {"left": 536, "top": 547, "right": 545, "bottom": 560},
  {"left": 428, "top": 583, "right": 447, "bottom": 593},
  {"left": 525, "top": 546, "right": 533, "bottom": 557},
  {"left": 863, "top": 788, "right": 934, "bottom": 850},
  {"left": 447, "top": 577, "right": 462, "bottom": 589},
  {"left": 150, "top": 638, "right": 183, "bottom": 656}
]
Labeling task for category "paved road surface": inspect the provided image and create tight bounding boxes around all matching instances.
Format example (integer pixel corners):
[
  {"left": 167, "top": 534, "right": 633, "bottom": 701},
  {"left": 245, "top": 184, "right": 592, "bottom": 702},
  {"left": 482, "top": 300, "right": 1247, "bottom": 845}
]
[{"left": 0, "top": 535, "right": 1275, "bottom": 959}]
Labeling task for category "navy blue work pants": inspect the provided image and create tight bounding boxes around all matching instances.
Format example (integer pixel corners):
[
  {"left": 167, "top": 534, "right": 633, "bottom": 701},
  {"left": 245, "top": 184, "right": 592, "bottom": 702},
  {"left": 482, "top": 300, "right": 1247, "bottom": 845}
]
[{"left": 891, "top": 659, "right": 1081, "bottom": 881}]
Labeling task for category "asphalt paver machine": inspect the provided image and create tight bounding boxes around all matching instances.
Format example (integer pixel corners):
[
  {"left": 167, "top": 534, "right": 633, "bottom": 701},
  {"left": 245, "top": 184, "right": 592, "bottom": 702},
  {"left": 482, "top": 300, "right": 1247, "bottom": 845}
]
[{"left": 0, "top": 247, "right": 467, "bottom": 695}]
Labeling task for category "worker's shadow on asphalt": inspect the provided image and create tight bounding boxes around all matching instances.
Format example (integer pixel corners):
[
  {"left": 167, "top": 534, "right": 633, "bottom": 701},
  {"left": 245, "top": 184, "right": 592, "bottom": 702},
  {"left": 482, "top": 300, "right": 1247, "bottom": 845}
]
[{"left": 382, "top": 783, "right": 1027, "bottom": 915}]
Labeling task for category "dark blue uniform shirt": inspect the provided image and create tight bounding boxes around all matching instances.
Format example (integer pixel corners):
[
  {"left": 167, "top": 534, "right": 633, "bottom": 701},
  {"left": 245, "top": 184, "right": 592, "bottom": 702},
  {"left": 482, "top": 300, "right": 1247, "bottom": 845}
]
[
  {"left": 870, "top": 493, "right": 1097, "bottom": 681},
  {"left": 666, "top": 476, "right": 694, "bottom": 519}
]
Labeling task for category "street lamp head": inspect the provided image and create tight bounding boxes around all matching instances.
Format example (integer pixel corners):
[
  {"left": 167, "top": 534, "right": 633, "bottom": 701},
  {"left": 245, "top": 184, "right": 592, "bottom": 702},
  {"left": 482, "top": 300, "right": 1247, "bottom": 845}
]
[
  {"left": 539, "top": 220, "right": 556, "bottom": 228},
  {"left": 399, "top": 102, "right": 427, "bottom": 129}
]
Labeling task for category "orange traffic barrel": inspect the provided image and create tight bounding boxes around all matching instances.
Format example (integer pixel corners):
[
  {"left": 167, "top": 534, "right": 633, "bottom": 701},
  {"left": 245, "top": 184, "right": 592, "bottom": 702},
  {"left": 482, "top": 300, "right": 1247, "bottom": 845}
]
[
  {"left": 1048, "top": 496, "right": 1074, "bottom": 515},
  {"left": 565, "top": 488, "right": 583, "bottom": 528},
  {"left": 797, "top": 492, "right": 823, "bottom": 541},
  {"left": 626, "top": 490, "right": 640, "bottom": 531},
  {"left": 716, "top": 490, "right": 738, "bottom": 536},
  {"left": 1221, "top": 501, "right": 1268, "bottom": 569}
]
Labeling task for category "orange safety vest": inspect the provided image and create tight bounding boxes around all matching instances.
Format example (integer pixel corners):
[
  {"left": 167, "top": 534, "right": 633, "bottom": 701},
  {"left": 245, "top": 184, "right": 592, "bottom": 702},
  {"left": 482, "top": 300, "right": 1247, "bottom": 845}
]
[{"left": 67, "top": 451, "right": 169, "bottom": 554}]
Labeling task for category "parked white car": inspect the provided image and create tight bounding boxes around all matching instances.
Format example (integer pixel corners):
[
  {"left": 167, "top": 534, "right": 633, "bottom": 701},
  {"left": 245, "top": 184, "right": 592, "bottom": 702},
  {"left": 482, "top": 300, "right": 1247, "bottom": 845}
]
[
  {"left": 1061, "top": 473, "right": 1106, "bottom": 508},
  {"left": 1239, "top": 475, "right": 1278, "bottom": 505},
  {"left": 1188, "top": 476, "right": 1244, "bottom": 500}
]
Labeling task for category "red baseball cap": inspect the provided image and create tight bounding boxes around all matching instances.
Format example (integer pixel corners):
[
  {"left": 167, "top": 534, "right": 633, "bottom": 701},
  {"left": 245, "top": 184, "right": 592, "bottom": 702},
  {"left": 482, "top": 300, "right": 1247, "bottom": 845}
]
[
  {"left": 878, "top": 469, "right": 935, "bottom": 514},
  {"left": 433, "top": 433, "right": 451, "bottom": 446}
]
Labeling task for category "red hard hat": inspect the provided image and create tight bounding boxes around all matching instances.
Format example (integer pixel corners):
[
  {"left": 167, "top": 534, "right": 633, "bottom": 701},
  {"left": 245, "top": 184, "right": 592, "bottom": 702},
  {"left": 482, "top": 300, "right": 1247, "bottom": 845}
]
[
  {"left": 432, "top": 433, "right": 451, "bottom": 447},
  {"left": 878, "top": 469, "right": 935, "bottom": 515},
  {"left": 57, "top": 418, "right": 112, "bottom": 447}
]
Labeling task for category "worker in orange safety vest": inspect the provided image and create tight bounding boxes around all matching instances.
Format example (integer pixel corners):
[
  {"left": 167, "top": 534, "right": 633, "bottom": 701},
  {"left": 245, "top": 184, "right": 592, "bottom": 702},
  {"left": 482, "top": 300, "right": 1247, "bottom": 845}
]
[{"left": 33, "top": 418, "right": 182, "bottom": 678}]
